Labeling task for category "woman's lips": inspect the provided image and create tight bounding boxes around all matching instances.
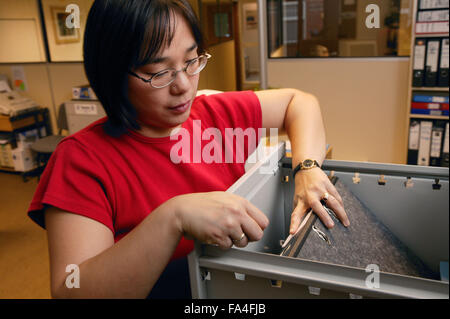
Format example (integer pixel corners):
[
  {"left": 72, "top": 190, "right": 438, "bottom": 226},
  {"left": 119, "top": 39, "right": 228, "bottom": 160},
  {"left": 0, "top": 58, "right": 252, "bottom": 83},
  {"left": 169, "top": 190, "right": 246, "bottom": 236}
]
[{"left": 168, "top": 101, "right": 190, "bottom": 114}]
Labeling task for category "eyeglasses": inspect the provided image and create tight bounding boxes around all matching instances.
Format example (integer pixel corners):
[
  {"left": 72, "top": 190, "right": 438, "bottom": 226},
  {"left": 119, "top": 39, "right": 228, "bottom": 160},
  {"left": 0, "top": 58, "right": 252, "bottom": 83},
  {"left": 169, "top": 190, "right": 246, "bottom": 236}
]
[{"left": 129, "top": 53, "right": 211, "bottom": 89}]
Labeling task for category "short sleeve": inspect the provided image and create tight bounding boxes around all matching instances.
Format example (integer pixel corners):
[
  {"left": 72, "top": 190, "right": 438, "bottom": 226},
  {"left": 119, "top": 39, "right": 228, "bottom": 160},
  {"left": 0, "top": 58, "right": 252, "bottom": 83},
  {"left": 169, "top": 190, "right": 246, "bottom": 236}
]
[
  {"left": 195, "top": 91, "right": 263, "bottom": 163},
  {"left": 27, "top": 138, "right": 114, "bottom": 234}
]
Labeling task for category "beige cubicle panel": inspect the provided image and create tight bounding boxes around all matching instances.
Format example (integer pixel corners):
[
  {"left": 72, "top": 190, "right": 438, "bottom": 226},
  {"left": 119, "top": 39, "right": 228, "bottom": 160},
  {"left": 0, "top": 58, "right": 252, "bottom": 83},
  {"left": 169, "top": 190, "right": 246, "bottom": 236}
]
[{"left": 0, "top": 0, "right": 46, "bottom": 63}]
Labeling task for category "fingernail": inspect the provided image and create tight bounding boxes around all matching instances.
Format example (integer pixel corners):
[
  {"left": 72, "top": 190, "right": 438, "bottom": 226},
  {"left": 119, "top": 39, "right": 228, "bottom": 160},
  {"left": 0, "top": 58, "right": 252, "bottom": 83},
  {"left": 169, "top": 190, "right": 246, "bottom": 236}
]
[{"left": 327, "top": 221, "right": 334, "bottom": 228}]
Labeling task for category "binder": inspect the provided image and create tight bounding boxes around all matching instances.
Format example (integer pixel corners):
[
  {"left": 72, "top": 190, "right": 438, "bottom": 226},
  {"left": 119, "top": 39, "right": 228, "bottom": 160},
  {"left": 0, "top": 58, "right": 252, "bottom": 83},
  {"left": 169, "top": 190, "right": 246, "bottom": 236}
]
[
  {"left": 416, "top": 21, "right": 449, "bottom": 34},
  {"left": 411, "top": 102, "right": 449, "bottom": 110},
  {"left": 412, "top": 91, "right": 449, "bottom": 103},
  {"left": 407, "top": 120, "right": 421, "bottom": 165},
  {"left": 410, "top": 108, "right": 449, "bottom": 115},
  {"left": 425, "top": 39, "right": 440, "bottom": 86},
  {"left": 442, "top": 122, "right": 449, "bottom": 167},
  {"left": 413, "top": 38, "right": 427, "bottom": 87},
  {"left": 438, "top": 38, "right": 449, "bottom": 87},
  {"left": 418, "top": 121, "right": 433, "bottom": 166},
  {"left": 419, "top": 0, "right": 450, "bottom": 10},
  {"left": 430, "top": 121, "right": 446, "bottom": 166},
  {"left": 417, "top": 9, "right": 449, "bottom": 22}
]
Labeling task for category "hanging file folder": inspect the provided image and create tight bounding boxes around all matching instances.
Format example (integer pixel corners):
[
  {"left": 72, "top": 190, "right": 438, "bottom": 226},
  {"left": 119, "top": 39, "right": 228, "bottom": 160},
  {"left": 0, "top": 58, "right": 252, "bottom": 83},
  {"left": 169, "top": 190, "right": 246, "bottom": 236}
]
[{"left": 280, "top": 177, "right": 437, "bottom": 279}]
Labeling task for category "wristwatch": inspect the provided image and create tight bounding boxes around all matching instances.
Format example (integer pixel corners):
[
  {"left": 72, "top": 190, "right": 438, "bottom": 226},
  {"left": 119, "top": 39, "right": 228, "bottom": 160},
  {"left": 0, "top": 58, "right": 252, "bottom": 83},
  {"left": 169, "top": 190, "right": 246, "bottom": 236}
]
[{"left": 292, "top": 159, "right": 321, "bottom": 178}]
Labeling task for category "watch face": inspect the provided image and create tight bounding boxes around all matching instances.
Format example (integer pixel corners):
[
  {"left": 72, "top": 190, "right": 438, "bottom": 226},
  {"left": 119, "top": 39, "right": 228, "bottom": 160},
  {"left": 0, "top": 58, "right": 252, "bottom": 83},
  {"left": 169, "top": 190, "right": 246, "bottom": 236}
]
[{"left": 303, "top": 159, "right": 314, "bottom": 168}]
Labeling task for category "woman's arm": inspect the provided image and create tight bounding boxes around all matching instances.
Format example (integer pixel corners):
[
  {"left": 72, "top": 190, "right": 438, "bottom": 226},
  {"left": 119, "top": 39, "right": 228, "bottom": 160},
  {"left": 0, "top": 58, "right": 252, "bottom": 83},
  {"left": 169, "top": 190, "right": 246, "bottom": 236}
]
[
  {"left": 45, "top": 192, "right": 268, "bottom": 298},
  {"left": 255, "top": 89, "right": 349, "bottom": 233},
  {"left": 255, "top": 88, "right": 326, "bottom": 163},
  {"left": 45, "top": 200, "right": 182, "bottom": 298}
]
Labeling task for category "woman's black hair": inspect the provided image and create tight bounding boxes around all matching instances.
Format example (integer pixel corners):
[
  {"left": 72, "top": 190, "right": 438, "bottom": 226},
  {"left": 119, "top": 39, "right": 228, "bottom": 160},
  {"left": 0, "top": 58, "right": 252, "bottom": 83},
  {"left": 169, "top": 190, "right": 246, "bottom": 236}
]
[{"left": 83, "top": 0, "right": 204, "bottom": 137}]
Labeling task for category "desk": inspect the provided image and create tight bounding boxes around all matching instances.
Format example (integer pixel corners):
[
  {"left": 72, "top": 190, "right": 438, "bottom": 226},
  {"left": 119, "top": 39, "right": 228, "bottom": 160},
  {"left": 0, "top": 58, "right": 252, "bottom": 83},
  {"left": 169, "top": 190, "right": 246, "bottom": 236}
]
[{"left": 0, "top": 108, "right": 51, "bottom": 134}]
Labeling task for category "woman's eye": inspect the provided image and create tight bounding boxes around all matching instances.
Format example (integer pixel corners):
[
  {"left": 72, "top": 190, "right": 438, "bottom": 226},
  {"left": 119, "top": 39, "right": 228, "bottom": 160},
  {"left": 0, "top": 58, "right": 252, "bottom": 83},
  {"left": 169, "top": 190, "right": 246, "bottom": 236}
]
[
  {"left": 153, "top": 70, "right": 170, "bottom": 79},
  {"left": 187, "top": 57, "right": 199, "bottom": 64}
]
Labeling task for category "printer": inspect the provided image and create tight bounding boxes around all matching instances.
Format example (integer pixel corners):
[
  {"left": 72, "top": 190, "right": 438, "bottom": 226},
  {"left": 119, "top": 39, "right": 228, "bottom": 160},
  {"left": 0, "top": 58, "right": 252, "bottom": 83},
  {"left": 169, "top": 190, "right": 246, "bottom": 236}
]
[{"left": 0, "top": 76, "right": 39, "bottom": 117}]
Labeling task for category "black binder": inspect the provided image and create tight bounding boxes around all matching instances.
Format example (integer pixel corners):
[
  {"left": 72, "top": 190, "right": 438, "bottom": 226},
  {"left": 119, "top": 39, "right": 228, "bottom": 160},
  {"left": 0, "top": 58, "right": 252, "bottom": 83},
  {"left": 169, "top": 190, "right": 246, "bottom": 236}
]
[
  {"left": 430, "top": 121, "right": 446, "bottom": 167},
  {"left": 438, "top": 38, "right": 449, "bottom": 87},
  {"left": 413, "top": 38, "right": 427, "bottom": 87},
  {"left": 407, "top": 120, "right": 421, "bottom": 165},
  {"left": 425, "top": 38, "right": 440, "bottom": 87},
  {"left": 280, "top": 178, "right": 438, "bottom": 280}
]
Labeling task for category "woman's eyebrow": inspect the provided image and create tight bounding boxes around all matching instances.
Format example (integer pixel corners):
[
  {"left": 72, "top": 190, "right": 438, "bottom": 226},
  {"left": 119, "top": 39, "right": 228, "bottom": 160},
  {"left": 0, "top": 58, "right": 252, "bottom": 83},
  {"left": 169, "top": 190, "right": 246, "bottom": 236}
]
[{"left": 149, "top": 43, "right": 198, "bottom": 64}]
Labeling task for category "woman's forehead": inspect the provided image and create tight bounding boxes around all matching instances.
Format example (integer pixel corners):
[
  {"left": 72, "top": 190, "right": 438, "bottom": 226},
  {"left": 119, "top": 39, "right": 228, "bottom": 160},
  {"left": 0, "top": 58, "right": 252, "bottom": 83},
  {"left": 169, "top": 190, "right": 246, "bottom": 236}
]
[
  {"left": 138, "top": 11, "right": 196, "bottom": 65},
  {"left": 151, "top": 15, "right": 197, "bottom": 58}
]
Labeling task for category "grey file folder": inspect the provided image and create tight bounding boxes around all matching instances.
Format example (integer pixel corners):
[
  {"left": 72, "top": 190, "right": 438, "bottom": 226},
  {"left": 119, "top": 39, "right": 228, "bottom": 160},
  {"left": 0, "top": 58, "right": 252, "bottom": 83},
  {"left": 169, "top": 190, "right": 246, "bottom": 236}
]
[{"left": 281, "top": 177, "right": 438, "bottom": 280}]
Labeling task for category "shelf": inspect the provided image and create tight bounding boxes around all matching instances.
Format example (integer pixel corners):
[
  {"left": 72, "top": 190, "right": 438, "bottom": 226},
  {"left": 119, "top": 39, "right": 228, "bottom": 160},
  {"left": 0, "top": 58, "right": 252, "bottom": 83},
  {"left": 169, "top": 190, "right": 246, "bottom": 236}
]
[
  {"left": 412, "top": 87, "right": 449, "bottom": 92},
  {"left": 409, "top": 114, "right": 449, "bottom": 120},
  {"left": 404, "top": 2, "right": 450, "bottom": 166},
  {"left": 0, "top": 108, "right": 48, "bottom": 132},
  {"left": 414, "top": 33, "right": 449, "bottom": 38}
]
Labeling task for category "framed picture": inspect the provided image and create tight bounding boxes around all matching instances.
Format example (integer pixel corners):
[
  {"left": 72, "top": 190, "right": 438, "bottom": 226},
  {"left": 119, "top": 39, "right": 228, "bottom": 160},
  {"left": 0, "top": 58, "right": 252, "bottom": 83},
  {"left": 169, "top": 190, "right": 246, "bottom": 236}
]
[
  {"left": 245, "top": 10, "right": 258, "bottom": 30},
  {"left": 50, "top": 6, "right": 80, "bottom": 44},
  {"left": 203, "top": 2, "right": 234, "bottom": 47}
]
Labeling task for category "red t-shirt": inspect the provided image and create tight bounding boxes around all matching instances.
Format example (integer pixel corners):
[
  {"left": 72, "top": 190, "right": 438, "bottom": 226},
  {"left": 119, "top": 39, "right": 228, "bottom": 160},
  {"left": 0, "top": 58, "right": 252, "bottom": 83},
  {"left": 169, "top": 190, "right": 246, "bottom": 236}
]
[{"left": 27, "top": 91, "right": 262, "bottom": 260}]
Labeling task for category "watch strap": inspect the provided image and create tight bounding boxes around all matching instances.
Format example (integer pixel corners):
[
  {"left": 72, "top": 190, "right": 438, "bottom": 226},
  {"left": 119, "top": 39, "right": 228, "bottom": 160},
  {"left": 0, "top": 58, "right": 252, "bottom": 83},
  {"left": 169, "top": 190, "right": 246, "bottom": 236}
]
[{"left": 292, "top": 160, "right": 320, "bottom": 178}]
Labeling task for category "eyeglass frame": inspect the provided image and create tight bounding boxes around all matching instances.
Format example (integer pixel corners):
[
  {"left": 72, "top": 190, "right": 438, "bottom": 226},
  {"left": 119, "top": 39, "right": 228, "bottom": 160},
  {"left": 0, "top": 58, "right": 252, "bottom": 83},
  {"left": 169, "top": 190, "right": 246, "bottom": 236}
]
[{"left": 128, "top": 53, "right": 211, "bottom": 89}]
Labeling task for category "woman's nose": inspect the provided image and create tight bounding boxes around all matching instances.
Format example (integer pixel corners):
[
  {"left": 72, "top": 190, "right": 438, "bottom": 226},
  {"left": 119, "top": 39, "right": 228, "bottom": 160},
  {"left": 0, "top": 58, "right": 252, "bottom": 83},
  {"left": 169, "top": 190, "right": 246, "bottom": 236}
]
[{"left": 170, "top": 70, "right": 191, "bottom": 93}]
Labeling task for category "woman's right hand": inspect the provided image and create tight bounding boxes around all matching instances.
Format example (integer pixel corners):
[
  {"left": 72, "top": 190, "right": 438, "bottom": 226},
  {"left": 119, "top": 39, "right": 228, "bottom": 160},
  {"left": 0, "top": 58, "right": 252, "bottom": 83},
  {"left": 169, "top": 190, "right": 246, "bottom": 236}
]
[{"left": 170, "top": 191, "right": 269, "bottom": 250}]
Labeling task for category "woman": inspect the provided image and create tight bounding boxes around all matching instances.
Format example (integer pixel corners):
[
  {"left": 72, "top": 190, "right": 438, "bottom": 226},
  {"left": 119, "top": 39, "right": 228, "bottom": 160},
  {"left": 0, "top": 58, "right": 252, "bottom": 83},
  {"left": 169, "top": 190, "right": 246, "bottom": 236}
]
[{"left": 28, "top": 0, "right": 349, "bottom": 298}]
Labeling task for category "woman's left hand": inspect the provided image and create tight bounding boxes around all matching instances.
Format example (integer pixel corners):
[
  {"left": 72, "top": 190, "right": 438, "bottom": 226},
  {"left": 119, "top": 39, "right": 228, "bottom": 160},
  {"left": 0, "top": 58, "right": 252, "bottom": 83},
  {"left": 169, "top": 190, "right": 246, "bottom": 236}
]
[{"left": 289, "top": 168, "right": 350, "bottom": 234}]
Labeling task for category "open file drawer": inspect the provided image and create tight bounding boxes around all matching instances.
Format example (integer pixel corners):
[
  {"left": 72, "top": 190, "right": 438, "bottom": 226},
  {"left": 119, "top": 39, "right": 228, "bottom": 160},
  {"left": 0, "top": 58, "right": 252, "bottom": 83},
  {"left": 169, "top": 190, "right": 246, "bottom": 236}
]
[{"left": 187, "top": 143, "right": 449, "bottom": 299}]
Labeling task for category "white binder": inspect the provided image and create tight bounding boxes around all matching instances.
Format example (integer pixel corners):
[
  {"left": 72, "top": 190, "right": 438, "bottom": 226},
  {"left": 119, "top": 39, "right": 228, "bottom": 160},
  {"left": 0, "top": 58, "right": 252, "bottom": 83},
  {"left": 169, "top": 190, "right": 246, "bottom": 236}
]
[
  {"left": 418, "top": 121, "right": 433, "bottom": 166},
  {"left": 419, "top": 0, "right": 449, "bottom": 9},
  {"left": 442, "top": 122, "right": 450, "bottom": 166}
]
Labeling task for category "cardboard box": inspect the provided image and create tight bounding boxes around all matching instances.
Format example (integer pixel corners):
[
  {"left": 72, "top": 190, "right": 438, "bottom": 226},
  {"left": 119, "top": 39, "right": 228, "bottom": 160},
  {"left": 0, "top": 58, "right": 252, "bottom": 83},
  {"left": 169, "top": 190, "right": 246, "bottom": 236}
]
[
  {"left": 0, "top": 143, "right": 14, "bottom": 168},
  {"left": 15, "top": 127, "right": 45, "bottom": 149},
  {"left": 12, "top": 147, "right": 36, "bottom": 172}
]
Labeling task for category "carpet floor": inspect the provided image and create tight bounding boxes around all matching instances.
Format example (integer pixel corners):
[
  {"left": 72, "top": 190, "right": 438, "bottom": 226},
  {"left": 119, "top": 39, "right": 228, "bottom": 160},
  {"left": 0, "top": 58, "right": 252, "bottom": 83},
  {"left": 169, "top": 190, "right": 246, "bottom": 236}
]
[{"left": 0, "top": 171, "right": 51, "bottom": 299}]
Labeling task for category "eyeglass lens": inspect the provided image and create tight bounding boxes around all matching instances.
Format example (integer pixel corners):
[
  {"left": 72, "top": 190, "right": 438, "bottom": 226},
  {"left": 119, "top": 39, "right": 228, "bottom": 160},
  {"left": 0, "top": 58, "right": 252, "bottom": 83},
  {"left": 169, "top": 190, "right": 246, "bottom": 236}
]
[{"left": 151, "top": 55, "right": 209, "bottom": 88}]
